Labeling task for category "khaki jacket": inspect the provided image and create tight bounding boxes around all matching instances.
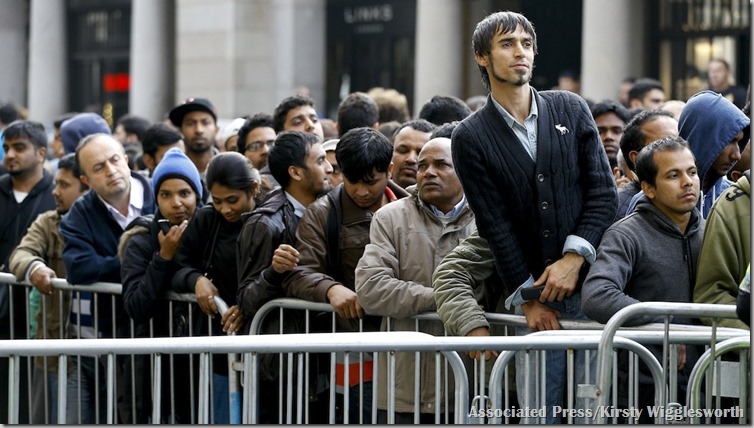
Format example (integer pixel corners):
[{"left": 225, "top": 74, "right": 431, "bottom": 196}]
[
  {"left": 355, "top": 193, "right": 475, "bottom": 413},
  {"left": 9, "top": 210, "right": 72, "bottom": 372}
]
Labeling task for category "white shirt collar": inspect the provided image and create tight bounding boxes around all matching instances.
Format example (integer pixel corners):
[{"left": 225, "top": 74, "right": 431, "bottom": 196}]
[{"left": 97, "top": 176, "right": 144, "bottom": 230}]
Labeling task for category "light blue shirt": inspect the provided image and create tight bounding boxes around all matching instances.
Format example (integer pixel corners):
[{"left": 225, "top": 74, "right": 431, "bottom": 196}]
[
  {"left": 285, "top": 191, "right": 306, "bottom": 219},
  {"left": 428, "top": 196, "right": 467, "bottom": 225},
  {"left": 490, "top": 90, "right": 539, "bottom": 160},
  {"left": 489, "top": 91, "right": 596, "bottom": 309}
]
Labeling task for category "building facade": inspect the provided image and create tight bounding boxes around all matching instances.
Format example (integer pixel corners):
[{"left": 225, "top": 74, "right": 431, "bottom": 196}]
[{"left": 0, "top": 0, "right": 749, "bottom": 127}]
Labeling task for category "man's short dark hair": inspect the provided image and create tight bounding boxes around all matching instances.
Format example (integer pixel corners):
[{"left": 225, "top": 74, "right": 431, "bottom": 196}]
[
  {"left": 0, "top": 103, "right": 19, "bottom": 125},
  {"left": 273, "top": 95, "right": 316, "bottom": 133},
  {"left": 628, "top": 78, "right": 664, "bottom": 104},
  {"left": 591, "top": 99, "right": 631, "bottom": 123},
  {"left": 336, "top": 127, "right": 393, "bottom": 184},
  {"left": 620, "top": 109, "right": 676, "bottom": 172},
  {"left": 418, "top": 95, "right": 472, "bottom": 126},
  {"left": 57, "top": 153, "right": 88, "bottom": 191},
  {"left": 337, "top": 92, "right": 379, "bottom": 137},
  {"left": 430, "top": 121, "right": 460, "bottom": 139},
  {"left": 390, "top": 119, "right": 437, "bottom": 145},
  {"left": 3, "top": 120, "right": 48, "bottom": 150},
  {"left": 238, "top": 113, "right": 275, "bottom": 153},
  {"left": 268, "top": 131, "right": 320, "bottom": 190},
  {"left": 636, "top": 136, "right": 693, "bottom": 187},
  {"left": 141, "top": 123, "right": 183, "bottom": 157},
  {"left": 472, "top": 11, "right": 538, "bottom": 91},
  {"left": 114, "top": 114, "right": 151, "bottom": 140}
]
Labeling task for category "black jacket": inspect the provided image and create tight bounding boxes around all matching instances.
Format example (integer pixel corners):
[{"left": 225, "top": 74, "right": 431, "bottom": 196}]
[
  {"left": 0, "top": 171, "right": 55, "bottom": 337},
  {"left": 0, "top": 171, "right": 55, "bottom": 273},
  {"left": 119, "top": 214, "right": 201, "bottom": 338},
  {"left": 236, "top": 188, "right": 299, "bottom": 318}
]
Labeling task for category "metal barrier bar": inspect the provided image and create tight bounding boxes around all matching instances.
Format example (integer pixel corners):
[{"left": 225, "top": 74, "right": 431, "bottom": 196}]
[
  {"left": 3, "top": 274, "right": 750, "bottom": 425},
  {"left": 687, "top": 336, "right": 751, "bottom": 424},
  {"left": 593, "top": 302, "right": 743, "bottom": 424}
]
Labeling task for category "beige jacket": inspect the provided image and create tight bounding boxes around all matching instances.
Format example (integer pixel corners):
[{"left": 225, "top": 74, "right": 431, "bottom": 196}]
[
  {"left": 355, "top": 193, "right": 475, "bottom": 414},
  {"left": 9, "top": 210, "right": 72, "bottom": 372}
]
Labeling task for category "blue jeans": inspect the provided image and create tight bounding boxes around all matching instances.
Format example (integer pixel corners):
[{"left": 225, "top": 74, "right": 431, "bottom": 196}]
[
  {"left": 66, "top": 356, "right": 106, "bottom": 424},
  {"left": 347, "top": 380, "right": 373, "bottom": 423},
  {"left": 213, "top": 373, "right": 229, "bottom": 424},
  {"left": 514, "top": 293, "right": 596, "bottom": 424}
]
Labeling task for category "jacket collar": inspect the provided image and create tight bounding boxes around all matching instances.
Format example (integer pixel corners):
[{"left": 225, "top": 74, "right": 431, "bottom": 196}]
[{"left": 0, "top": 169, "right": 53, "bottom": 197}]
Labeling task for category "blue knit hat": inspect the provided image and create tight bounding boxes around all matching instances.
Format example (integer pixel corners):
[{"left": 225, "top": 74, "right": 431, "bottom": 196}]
[
  {"left": 151, "top": 148, "right": 204, "bottom": 200},
  {"left": 60, "top": 113, "right": 112, "bottom": 154}
]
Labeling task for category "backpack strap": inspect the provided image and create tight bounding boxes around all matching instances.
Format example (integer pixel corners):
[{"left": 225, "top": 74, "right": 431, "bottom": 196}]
[{"left": 325, "top": 187, "right": 342, "bottom": 281}]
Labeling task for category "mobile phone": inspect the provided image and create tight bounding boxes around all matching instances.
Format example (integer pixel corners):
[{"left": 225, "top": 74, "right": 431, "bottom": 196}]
[
  {"left": 157, "top": 219, "right": 171, "bottom": 234},
  {"left": 520, "top": 286, "right": 544, "bottom": 301}
]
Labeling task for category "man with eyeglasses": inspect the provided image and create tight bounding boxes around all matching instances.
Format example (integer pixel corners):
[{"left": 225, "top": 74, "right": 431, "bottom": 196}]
[
  {"left": 237, "top": 113, "right": 277, "bottom": 170},
  {"left": 238, "top": 113, "right": 278, "bottom": 200}
]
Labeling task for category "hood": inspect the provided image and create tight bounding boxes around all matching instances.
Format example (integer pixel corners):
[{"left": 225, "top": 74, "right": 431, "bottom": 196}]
[
  {"left": 731, "top": 170, "right": 751, "bottom": 197},
  {"left": 679, "top": 90, "right": 750, "bottom": 190},
  {"left": 633, "top": 194, "right": 702, "bottom": 236},
  {"left": 117, "top": 214, "right": 155, "bottom": 260}
]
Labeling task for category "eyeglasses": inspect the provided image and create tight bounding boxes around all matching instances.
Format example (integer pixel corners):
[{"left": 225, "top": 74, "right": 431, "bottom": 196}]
[{"left": 246, "top": 140, "right": 275, "bottom": 152}]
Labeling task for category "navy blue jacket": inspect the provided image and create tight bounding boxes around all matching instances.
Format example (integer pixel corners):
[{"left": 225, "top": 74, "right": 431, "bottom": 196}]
[{"left": 60, "top": 172, "right": 154, "bottom": 285}]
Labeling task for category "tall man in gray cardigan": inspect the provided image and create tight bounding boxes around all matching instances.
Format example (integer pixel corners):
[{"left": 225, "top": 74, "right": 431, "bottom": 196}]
[{"left": 451, "top": 11, "right": 617, "bottom": 423}]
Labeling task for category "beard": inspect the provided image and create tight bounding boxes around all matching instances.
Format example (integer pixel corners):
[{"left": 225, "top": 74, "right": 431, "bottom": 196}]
[{"left": 490, "top": 62, "right": 533, "bottom": 87}]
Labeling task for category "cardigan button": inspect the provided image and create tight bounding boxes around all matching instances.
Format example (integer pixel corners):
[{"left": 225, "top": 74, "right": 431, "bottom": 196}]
[
  {"left": 541, "top": 202, "right": 549, "bottom": 210},
  {"left": 537, "top": 174, "right": 544, "bottom": 182},
  {"left": 545, "top": 259, "right": 553, "bottom": 266},
  {"left": 542, "top": 230, "right": 551, "bottom": 238}
]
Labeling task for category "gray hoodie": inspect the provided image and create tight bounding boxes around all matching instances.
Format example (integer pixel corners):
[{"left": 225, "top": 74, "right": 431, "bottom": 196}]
[{"left": 581, "top": 195, "right": 704, "bottom": 326}]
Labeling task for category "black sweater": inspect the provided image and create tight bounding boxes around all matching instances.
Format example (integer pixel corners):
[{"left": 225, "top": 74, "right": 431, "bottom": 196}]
[{"left": 451, "top": 90, "right": 617, "bottom": 294}]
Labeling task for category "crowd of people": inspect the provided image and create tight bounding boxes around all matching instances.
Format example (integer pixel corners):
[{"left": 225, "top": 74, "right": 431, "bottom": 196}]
[{"left": 0, "top": 9, "right": 750, "bottom": 425}]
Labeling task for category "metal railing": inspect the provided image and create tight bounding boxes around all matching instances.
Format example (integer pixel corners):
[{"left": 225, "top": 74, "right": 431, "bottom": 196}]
[
  {"left": 1, "top": 274, "right": 750, "bottom": 425},
  {"left": 591, "top": 301, "right": 749, "bottom": 424}
]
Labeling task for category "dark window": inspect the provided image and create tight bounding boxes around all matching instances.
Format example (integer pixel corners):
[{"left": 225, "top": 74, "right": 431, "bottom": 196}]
[
  {"left": 326, "top": 0, "right": 416, "bottom": 118},
  {"left": 651, "top": 0, "right": 750, "bottom": 101},
  {"left": 67, "top": 0, "right": 131, "bottom": 127}
]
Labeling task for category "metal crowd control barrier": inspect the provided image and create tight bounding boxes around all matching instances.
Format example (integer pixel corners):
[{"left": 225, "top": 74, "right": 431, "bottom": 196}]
[
  {"left": 0, "top": 272, "right": 226, "bottom": 425},
  {"left": 3, "top": 273, "right": 751, "bottom": 425},
  {"left": 687, "top": 336, "right": 751, "bottom": 424},
  {"left": 591, "top": 301, "right": 749, "bottom": 424},
  {"left": 1, "top": 332, "right": 472, "bottom": 424}
]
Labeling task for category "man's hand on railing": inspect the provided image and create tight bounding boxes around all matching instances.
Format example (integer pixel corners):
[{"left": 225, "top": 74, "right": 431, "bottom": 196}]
[
  {"left": 195, "top": 276, "right": 219, "bottom": 316},
  {"left": 465, "top": 327, "right": 499, "bottom": 361},
  {"left": 271, "top": 244, "right": 299, "bottom": 274},
  {"left": 221, "top": 304, "right": 245, "bottom": 334},
  {"left": 326, "top": 284, "right": 364, "bottom": 319},
  {"left": 521, "top": 300, "right": 561, "bottom": 331},
  {"left": 30, "top": 265, "right": 56, "bottom": 295}
]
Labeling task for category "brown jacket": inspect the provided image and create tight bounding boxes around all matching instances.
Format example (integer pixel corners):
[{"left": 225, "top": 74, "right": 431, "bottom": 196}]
[
  {"left": 284, "top": 181, "right": 408, "bottom": 332},
  {"left": 9, "top": 210, "right": 72, "bottom": 372},
  {"left": 355, "top": 192, "right": 475, "bottom": 413}
]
